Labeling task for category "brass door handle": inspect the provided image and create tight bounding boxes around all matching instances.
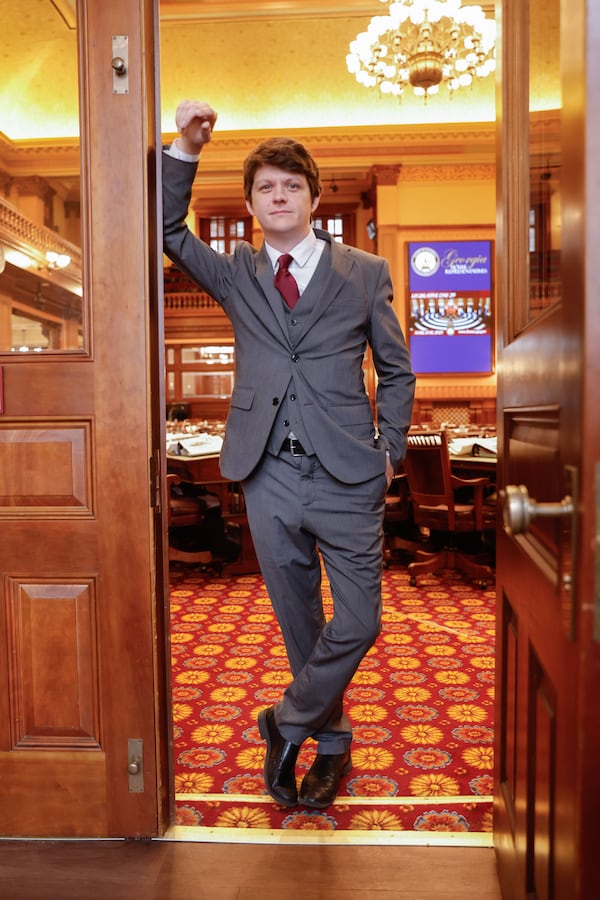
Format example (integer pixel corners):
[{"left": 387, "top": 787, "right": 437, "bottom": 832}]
[{"left": 501, "top": 483, "right": 574, "bottom": 535}]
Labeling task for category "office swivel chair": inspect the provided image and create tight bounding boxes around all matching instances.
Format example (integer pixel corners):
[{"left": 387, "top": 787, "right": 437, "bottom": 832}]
[{"left": 402, "top": 430, "right": 496, "bottom": 588}]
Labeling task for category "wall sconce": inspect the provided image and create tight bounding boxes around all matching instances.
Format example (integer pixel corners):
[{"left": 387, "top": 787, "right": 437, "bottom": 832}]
[
  {"left": 45, "top": 250, "right": 71, "bottom": 269},
  {"left": 4, "top": 248, "right": 34, "bottom": 269}
]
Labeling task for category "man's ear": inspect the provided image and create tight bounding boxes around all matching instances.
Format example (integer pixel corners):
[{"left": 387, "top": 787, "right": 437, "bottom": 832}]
[
  {"left": 311, "top": 195, "right": 321, "bottom": 214},
  {"left": 245, "top": 199, "right": 255, "bottom": 217}
]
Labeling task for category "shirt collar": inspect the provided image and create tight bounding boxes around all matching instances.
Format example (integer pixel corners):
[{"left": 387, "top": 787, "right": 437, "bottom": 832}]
[{"left": 265, "top": 229, "right": 318, "bottom": 269}]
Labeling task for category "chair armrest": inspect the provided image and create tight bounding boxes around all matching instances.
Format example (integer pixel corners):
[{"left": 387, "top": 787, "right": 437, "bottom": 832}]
[
  {"left": 451, "top": 475, "right": 489, "bottom": 531},
  {"left": 450, "top": 474, "right": 489, "bottom": 490}
]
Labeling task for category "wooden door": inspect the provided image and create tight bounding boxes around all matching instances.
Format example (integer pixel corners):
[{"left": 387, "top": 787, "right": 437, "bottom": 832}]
[
  {"left": 494, "top": 0, "right": 600, "bottom": 897},
  {"left": 0, "top": 0, "right": 170, "bottom": 837}
]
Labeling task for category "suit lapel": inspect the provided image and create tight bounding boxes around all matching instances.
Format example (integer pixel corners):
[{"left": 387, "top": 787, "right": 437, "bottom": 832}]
[
  {"left": 254, "top": 247, "right": 290, "bottom": 341},
  {"left": 294, "top": 237, "right": 354, "bottom": 345},
  {"left": 252, "top": 234, "right": 355, "bottom": 346}
]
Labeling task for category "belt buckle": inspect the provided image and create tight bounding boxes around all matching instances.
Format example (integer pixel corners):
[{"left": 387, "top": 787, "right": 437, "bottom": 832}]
[{"left": 289, "top": 437, "right": 302, "bottom": 457}]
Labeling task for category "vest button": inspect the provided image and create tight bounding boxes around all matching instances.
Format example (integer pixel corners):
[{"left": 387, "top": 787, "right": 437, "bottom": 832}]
[
  {"left": 290, "top": 394, "right": 296, "bottom": 402},
  {"left": 272, "top": 397, "right": 279, "bottom": 405}
]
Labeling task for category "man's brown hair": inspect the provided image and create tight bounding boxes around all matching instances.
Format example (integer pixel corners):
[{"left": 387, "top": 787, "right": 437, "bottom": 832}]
[{"left": 243, "top": 137, "right": 322, "bottom": 202}]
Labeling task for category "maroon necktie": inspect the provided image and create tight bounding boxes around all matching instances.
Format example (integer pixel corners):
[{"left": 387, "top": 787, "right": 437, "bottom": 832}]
[{"left": 274, "top": 253, "right": 300, "bottom": 308}]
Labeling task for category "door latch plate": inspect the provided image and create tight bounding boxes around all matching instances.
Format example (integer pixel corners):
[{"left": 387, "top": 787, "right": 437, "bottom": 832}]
[{"left": 127, "top": 738, "right": 144, "bottom": 792}]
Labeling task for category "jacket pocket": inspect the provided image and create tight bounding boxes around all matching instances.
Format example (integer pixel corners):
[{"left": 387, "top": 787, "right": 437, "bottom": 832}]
[
  {"left": 327, "top": 401, "right": 374, "bottom": 426},
  {"left": 230, "top": 386, "right": 255, "bottom": 411}
]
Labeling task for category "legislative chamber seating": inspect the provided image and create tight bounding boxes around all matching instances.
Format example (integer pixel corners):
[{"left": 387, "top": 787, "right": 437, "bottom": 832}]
[
  {"left": 401, "top": 430, "right": 496, "bottom": 588},
  {"left": 167, "top": 473, "right": 241, "bottom": 573}
]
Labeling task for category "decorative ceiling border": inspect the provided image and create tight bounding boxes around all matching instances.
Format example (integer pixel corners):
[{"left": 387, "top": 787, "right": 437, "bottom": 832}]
[
  {"left": 160, "top": 1, "right": 372, "bottom": 21},
  {"left": 400, "top": 164, "right": 496, "bottom": 181},
  {"left": 1, "top": 122, "right": 497, "bottom": 181},
  {"left": 158, "top": 0, "right": 495, "bottom": 24}
]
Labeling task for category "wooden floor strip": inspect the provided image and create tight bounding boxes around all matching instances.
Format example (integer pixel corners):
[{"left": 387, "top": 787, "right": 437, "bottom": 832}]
[{"left": 164, "top": 825, "right": 494, "bottom": 847}]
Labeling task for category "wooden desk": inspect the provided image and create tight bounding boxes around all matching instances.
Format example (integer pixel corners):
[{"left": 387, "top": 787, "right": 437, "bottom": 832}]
[
  {"left": 167, "top": 452, "right": 259, "bottom": 574},
  {"left": 450, "top": 455, "right": 497, "bottom": 479}
]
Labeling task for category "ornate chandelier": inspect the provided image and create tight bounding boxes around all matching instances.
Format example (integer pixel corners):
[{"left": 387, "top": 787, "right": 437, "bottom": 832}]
[{"left": 346, "top": 0, "right": 496, "bottom": 101}]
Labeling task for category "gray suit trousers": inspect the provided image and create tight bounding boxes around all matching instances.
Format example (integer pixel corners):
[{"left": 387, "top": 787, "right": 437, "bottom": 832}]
[{"left": 242, "top": 449, "right": 387, "bottom": 755}]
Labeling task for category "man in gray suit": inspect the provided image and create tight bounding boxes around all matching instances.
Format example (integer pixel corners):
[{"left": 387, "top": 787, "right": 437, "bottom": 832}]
[{"left": 163, "top": 100, "right": 415, "bottom": 810}]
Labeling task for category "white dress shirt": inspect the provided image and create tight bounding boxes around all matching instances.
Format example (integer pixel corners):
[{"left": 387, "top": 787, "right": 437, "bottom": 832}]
[{"left": 265, "top": 231, "right": 325, "bottom": 295}]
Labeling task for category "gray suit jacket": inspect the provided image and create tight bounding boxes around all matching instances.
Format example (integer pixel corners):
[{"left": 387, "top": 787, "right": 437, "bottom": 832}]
[{"left": 163, "top": 152, "right": 415, "bottom": 484}]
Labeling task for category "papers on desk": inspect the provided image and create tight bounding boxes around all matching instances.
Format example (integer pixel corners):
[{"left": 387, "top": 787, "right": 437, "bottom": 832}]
[
  {"left": 166, "top": 433, "right": 223, "bottom": 457},
  {"left": 448, "top": 436, "right": 497, "bottom": 458}
]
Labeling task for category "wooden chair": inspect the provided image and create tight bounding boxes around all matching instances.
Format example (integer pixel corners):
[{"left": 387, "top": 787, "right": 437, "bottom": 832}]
[
  {"left": 167, "top": 473, "right": 216, "bottom": 568},
  {"left": 402, "top": 430, "right": 496, "bottom": 588},
  {"left": 383, "top": 473, "right": 432, "bottom": 566},
  {"left": 167, "top": 473, "right": 240, "bottom": 572}
]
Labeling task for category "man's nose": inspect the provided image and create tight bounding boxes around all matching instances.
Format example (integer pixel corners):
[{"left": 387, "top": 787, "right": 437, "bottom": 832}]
[{"left": 273, "top": 184, "right": 287, "bottom": 202}]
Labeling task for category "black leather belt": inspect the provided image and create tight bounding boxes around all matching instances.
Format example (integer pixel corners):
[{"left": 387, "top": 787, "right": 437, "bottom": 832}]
[{"left": 280, "top": 437, "right": 307, "bottom": 456}]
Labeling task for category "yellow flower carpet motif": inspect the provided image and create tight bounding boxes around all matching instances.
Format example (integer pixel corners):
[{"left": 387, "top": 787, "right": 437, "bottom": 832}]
[{"left": 170, "top": 565, "right": 495, "bottom": 838}]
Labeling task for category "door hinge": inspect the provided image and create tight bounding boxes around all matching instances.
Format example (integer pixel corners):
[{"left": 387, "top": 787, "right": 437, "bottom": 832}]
[
  {"left": 149, "top": 451, "right": 161, "bottom": 513},
  {"left": 127, "top": 738, "right": 144, "bottom": 793}
]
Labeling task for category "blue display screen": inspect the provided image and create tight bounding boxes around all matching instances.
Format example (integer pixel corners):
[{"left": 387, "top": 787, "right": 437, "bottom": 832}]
[{"left": 407, "top": 240, "right": 494, "bottom": 375}]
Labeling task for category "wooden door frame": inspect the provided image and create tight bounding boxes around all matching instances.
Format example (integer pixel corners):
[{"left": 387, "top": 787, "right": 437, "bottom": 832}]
[
  {"left": 494, "top": 0, "right": 600, "bottom": 895},
  {"left": 77, "top": 0, "right": 171, "bottom": 835},
  {"left": 576, "top": 0, "right": 600, "bottom": 889},
  {"left": 0, "top": 0, "right": 172, "bottom": 838}
]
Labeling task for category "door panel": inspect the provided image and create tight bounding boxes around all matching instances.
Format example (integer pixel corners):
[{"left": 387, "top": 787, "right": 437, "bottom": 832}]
[
  {"left": 6, "top": 578, "right": 99, "bottom": 748},
  {"left": 0, "top": 420, "right": 93, "bottom": 513},
  {"left": 0, "top": 0, "right": 169, "bottom": 837},
  {"left": 495, "top": 1, "right": 600, "bottom": 898}
]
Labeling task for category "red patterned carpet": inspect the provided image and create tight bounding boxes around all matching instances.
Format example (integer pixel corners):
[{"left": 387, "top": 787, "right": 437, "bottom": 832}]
[{"left": 169, "top": 563, "right": 495, "bottom": 840}]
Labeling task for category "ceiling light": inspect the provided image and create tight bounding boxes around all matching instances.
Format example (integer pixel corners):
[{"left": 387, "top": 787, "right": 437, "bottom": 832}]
[{"left": 346, "top": 0, "right": 496, "bottom": 102}]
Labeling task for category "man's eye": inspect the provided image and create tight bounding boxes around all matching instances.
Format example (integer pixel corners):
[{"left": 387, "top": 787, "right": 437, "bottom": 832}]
[{"left": 259, "top": 183, "right": 271, "bottom": 192}]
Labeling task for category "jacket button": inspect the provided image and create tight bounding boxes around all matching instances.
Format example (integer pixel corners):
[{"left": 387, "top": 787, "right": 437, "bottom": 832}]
[
  {"left": 284, "top": 419, "right": 290, "bottom": 427},
  {"left": 272, "top": 397, "right": 279, "bottom": 405},
  {"left": 291, "top": 353, "right": 299, "bottom": 362}
]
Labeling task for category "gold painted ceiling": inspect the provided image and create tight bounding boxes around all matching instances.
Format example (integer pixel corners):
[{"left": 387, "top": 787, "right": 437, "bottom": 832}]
[
  {"left": 0, "top": 0, "right": 560, "bottom": 205},
  {"left": 2, "top": 0, "right": 498, "bottom": 145}
]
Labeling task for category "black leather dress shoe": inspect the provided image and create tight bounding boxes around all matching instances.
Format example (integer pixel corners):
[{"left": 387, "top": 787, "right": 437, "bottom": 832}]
[
  {"left": 257, "top": 706, "right": 300, "bottom": 807},
  {"left": 299, "top": 750, "right": 352, "bottom": 809}
]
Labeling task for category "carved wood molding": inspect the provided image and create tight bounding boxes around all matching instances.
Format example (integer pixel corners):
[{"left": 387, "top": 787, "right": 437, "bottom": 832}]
[
  {"left": 373, "top": 165, "right": 402, "bottom": 186},
  {"left": 165, "top": 292, "right": 220, "bottom": 313},
  {"left": 0, "top": 195, "right": 82, "bottom": 292},
  {"left": 0, "top": 134, "right": 80, "bottom": 179},
  {"left": 401, "top": 163, "right": 495, "bottom": 182},
  {"left": 415, "top": 383, "right": 496, "bottom": 399},
  {"left": 0, "top": 121, "right": 496, "bottom": 183}
]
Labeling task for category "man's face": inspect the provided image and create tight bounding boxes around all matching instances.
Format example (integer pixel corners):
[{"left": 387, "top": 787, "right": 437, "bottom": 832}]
[{"left": 246, "top": 164, "right": 320, "bottom": 250}]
